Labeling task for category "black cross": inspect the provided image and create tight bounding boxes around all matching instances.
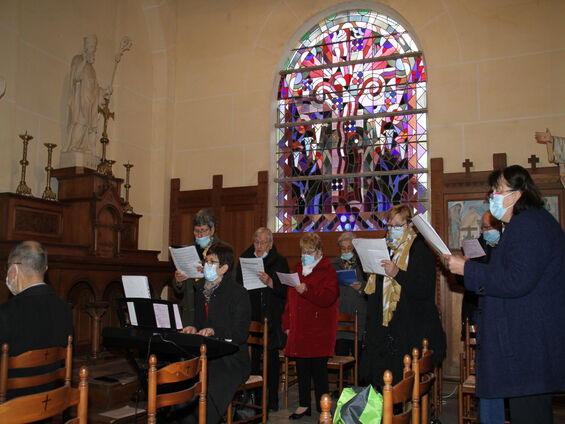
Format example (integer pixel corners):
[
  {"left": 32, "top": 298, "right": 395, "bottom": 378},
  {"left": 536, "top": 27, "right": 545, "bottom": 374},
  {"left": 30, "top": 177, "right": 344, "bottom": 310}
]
[
  {"left": 528, "top": 154, "right": 539, "bottom": 171},
  {"left": 460, "top": 225, "right": 476, "bottom": 239},
  {"left": 462, "top": 159, "right": 473, "bottom": 175},
  {"left": 42, "top": 394, "right": 51, "bottom": 411}
]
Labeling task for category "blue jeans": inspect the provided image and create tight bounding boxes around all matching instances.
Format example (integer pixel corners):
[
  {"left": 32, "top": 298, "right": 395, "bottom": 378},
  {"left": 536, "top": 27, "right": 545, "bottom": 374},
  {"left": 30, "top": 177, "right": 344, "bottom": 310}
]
[{"left": 479, "top": 397, "right": 505, "bottom": 424}]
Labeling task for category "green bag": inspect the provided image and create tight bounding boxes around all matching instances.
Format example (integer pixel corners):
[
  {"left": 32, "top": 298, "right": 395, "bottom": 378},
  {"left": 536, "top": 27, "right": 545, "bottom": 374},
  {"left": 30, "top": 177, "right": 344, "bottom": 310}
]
[{"left": 333, "top": 385, "right": 383, "bottom": 424}]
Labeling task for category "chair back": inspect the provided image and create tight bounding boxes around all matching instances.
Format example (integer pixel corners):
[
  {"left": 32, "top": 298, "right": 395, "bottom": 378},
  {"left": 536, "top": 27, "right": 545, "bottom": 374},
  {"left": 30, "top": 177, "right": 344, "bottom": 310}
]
[
  {"left": 0, "top": 336, "right": 88, "bottom": 424},
  {"left": 383, "top": 355, "right": 414, "bottom": 424},
  {"left": 327, "top": 311, "right": 359, "bottom": 392},
  {"left": 147, "top": 344, "right": 207, "bottom": 424},
  {"left": 411, "top": 339, "right": 436, "bottom": 424}
]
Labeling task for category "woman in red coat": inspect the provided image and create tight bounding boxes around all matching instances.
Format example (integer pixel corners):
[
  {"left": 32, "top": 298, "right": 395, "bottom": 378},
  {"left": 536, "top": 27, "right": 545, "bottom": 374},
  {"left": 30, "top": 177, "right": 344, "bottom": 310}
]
[{"left": 282, "top": 233, "right": 339, "bottom": 419}]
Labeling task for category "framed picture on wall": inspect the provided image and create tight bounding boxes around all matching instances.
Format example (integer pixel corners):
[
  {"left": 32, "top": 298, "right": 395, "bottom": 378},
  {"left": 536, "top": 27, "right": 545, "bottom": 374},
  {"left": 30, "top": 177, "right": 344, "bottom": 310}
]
[
  {"left": 446, "top": 197, "right": 489, "bottom": 250},
  {"left": 543, "top": 195, "right": 559, "bottom": 223}
]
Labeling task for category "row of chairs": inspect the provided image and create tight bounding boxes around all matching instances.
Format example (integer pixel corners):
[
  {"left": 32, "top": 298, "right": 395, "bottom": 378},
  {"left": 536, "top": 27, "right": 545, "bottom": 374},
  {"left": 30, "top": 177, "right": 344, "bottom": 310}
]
[{"left": 319, "top": 338, "right": 438, "bottom": 424}]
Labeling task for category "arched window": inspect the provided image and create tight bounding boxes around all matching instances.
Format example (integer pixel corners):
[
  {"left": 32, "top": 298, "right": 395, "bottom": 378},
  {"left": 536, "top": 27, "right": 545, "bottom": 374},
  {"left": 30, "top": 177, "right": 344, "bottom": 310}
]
[{"left": 275, "top": 9, "right": 427, "bottom": 232}]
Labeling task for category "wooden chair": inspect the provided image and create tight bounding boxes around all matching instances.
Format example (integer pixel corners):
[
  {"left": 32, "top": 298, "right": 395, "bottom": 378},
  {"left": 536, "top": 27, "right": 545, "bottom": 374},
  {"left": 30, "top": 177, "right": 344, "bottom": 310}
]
[
  {"left": 411, "top": 339, "right": 436, "bottom": 424},
  {"left": 382, "top": 355, "right": 415, "bottom": 424},
  {"left": 458, "top": 318, "right": 477, "bottom": 424},
  {"left": 0, "top": 335, "right": 89, "bottom": 424},
  {"left": 327, "top": 311, "right": 358, "bottom": 394},
  {"left": 226, "top": 318, "right": 268, "bottom": 424},
  {"left": 281, "top": 351, "right": 297, "bottom": 409},
  {"left": 147, "top": 344, "right": 207, "bottom": 424},
  {"left": 319, "top": 393, "right": 332, "bottom": 424}
]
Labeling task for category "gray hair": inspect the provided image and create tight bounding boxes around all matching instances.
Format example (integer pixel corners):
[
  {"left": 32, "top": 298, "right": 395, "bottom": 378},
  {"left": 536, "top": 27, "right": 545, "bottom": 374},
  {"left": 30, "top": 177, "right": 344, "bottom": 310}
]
[
  {"left": 253, "top": 227, "right": 273, "bottom": 244},
  {"left": 193, "top": 209, "right": 215, "bottom": 229},
  {"left": 8, "top": 241, "right": 48, "bottom": 276},
  {"left": 337, "top": 231, "right": 356, "bottom": 245}
]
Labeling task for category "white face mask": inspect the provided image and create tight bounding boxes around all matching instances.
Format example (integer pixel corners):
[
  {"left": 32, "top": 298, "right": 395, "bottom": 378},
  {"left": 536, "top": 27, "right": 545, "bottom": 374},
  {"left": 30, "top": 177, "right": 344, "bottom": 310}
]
[{"left": 6, "top": 265, "right": 19, "bottom": 296}]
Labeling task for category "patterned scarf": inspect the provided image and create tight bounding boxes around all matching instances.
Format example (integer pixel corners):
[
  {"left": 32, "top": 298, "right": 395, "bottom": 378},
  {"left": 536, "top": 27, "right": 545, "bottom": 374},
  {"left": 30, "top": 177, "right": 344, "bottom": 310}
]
[
  {"left": 203, "top": 278, "right": 221, "bottom": 303},
  {"left": 364, "top": 227, "right": 417, "bottom": 326}
]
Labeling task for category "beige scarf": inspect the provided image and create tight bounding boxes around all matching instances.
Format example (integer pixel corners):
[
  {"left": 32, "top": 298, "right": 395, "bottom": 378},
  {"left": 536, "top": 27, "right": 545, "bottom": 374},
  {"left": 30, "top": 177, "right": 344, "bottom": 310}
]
[{"left": 364, "top": 227, "right": 417, "bottom": 326}]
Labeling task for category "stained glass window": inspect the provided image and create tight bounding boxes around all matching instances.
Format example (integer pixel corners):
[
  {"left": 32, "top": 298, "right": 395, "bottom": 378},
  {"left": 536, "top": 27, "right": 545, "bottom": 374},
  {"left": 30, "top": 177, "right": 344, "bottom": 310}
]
[{"left": 275, "top": 9, "right": 428, "bottom": 232}]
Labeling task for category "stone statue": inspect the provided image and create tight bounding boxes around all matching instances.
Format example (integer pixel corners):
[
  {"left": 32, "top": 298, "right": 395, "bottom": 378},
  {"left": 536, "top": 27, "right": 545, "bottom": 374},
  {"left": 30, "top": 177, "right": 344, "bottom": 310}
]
[
  {"left": 534, "top": 128, "right": 565, "bottom": 187},
  {"left": 64, "top": 35, "right": 111, "bottom": 154}
]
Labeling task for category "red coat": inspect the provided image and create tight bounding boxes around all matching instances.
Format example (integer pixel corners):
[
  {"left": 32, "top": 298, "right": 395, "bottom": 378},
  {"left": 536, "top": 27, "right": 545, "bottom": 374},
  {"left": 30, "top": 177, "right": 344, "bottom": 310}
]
[{"left": 282, "top": 255, "right": 339, "bottom": 358}]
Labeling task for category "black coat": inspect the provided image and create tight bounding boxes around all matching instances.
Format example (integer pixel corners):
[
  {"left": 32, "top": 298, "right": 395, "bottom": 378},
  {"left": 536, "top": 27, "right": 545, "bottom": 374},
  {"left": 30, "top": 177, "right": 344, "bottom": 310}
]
[
  {"left": 362, "top": 235, "right": 446, "bottom": 386},
  {"left": 172, "top": 235, "right": 220, "bottom": 326},
  {"left": 235, "top": 244, "right": 289, "bottom": 350},
  {"left": 193, "top": 274, "right": 251, "bottom": 424},
  {"left": 0, "top": 284, "right": 73, "bottom": 399}
]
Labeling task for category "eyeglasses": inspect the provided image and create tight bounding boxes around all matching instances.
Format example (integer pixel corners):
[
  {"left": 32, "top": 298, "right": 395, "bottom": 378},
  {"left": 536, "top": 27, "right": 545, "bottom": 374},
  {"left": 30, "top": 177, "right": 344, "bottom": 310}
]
[
  {"left": 301, "top": 249, "right": 317, "bottom": 256},
  {"left": 488, "top": 190, "right": 513, "bottom": 200},
  {"left": 204, "top": 259, "right": 220, "bottom": 266},
  {"left": 253, "top": 239, "right": 270, "bottom": 246},
  {"left": 194, "top": 227, "right": 211, "bottom": 237}
]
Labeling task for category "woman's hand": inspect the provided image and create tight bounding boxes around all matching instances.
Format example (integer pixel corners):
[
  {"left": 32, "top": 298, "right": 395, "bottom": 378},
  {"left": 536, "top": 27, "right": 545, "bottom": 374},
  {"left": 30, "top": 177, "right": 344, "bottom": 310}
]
[
  {"left": 196, "top": 260, "right": 204, "bottom": 273},
  {"left": 181, "top": 325, "right": 197, "bottom": 334},
  {"left": 174, "top": 270, "right": 188, "bottom": 284},
  {"left": 197, "top": 327, "right": 215, "bottom": 337},
  {"left": 258, "top": 271, "right": 273, "bottom": 288},
  {"left": 351, "top": 281, "right": 362, "bottom": 291},
  {"left": 442, "top": 254, "right": 467, "bottom": 275},
  {"left": 296, "top": 283, "right": 307, "bottom": 294},
  {"left": 381, "top": 259, "right": 399, "bottom": 278}
]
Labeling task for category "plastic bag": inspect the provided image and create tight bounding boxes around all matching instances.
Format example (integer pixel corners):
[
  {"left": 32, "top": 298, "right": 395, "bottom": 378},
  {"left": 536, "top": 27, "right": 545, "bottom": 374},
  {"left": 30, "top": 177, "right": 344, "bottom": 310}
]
[{"left": 333, "top": 385, "right": 383, "bottom": 424}]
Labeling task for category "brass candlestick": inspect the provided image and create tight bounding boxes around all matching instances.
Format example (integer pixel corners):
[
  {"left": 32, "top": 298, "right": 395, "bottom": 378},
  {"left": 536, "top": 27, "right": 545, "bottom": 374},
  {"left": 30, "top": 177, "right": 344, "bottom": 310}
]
[
  {"left": 123, "top": 162, "right": 134, "bottom": 214},
  {"left": 97, "top": 97, "right": 115, "bottom": 175},
  {"left": 16, "top": 132, "right": 33, "bottom": 196},
  {"left": 42, "top": 143, "right": 57, "bottom": 200}
]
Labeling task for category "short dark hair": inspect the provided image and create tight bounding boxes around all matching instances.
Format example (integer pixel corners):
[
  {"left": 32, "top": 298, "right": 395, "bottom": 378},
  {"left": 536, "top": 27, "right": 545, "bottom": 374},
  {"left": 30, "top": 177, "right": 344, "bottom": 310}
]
[
  {"left": 207, "top": 242, "right": 234, "bottom": 271},
  {"left": 8, "top": 241, "right": 48, "bottom": 276},
  {"left": 193, "top": 209, "right": 215, "bottom": 229},
  {"left": 488, "top": 165, "right": 544, "bottom": 215}
]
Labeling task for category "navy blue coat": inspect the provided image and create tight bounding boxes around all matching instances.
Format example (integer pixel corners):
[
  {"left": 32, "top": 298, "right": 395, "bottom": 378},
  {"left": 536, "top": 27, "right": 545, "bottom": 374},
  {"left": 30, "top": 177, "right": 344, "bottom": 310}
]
[{"left": 464, "top": 208, "right": 565, "bottom": 398}]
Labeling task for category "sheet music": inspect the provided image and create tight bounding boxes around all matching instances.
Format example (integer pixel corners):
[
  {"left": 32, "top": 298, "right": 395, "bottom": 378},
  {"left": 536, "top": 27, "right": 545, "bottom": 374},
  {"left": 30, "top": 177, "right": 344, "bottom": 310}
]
[
  {"left": 276, "top": 272, "right": 301, "bottom": 287},
  {"left": 153, "top": 303, "right": 171, "bottom": 329},
  {"left": 411, "top": 214, "right": 451, "bottom": 255},
  {"left": 173, "top": 304, "right": 183, "bottom": 330},
  {"left": 461, "top": 238, "right": 486, "bottom": 259},
  {"left": 169, "top": 245, "right": 204, "bottom": 278},
  {"left": 337, "top": 269, "right": 357, "bottom": 286},
  {"left": 122, "top": 276, "right": 151, "bottom": 326},
  {"left": 239, "top": 257, "right": 266, "bottom": 290},
  {"left": 122, "top": 275, "right": 151, "bottom": 298},
  {"left": 352, "top": 238, "right": 390, "bottom": 275}
]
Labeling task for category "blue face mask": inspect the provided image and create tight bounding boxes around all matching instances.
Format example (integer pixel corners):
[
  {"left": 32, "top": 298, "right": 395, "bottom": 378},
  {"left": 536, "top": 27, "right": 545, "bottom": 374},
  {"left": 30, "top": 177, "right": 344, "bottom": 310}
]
[
  {"left": 255, "top": 251, "right": 268, "bottom": 259},
  {"left": 195, "top": 235, "right": 211, "bottom": 248},
  {"left": 388, "top": 226, "right": 405, "bottom": 242},
  {"left": 341, "top": 252, "right": 354, "bottom": 261},
  {"left": 301, "top": 254, "right": 315, "bottom": 266},
  {"left": 483, "top": 229, "right": 500, "bottom": 245},
  {"left": 203, "top": 263, "right": 219, "bottom": 281},
  {"left": 489, "top": 194, "right": 509, "bottom": 220}
]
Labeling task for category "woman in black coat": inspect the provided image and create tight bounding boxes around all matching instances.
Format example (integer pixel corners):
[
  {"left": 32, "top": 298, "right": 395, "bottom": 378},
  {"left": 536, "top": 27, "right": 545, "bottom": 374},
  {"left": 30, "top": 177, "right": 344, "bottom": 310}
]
[
  {"left": 235, "top": 227, "right": 289, "bottom": 411},
  {"left": 182, "top": 242, "right": 251, "bottom": 424},
  {"left": 362, "top": 205, "right": 446, "bottom": 386}
]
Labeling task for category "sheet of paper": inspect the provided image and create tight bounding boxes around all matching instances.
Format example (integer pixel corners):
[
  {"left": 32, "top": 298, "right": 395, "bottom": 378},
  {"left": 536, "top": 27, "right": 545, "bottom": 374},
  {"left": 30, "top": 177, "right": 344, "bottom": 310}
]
[
  {"left": 99, "top": 405, "right": 146, "bottom": 419},
  {"left": 411, "top": 214, "right": 451, "bottom": 255},
  {"left": 461, "top": 238, "right": 486, "bottom": 259},
  {"left": 121, "top": 275, "right": 151, "bottom": 298},
  {"left": 126, "top": 302, "right": 138, "bottom": 326},
  {"left": 337, "top": 269, "right": 357, "bottom": 286},
  {"left": 276, "top": 272, "right": 301, "bottom": 287},
  {"left": 239, "top": 257, "right": 266, "bottom": 290},
  {"left": 169, "top": 245, "right": 203, "bottom": 279},
  {"left": 352, "top": 238, "right": 390, "bottom": 275},
  {"left": 173, "top": 304, "right": 183, "bottom": 330},
  {"left": 153, "top": 303, "right": 171, "bottom": 329}
]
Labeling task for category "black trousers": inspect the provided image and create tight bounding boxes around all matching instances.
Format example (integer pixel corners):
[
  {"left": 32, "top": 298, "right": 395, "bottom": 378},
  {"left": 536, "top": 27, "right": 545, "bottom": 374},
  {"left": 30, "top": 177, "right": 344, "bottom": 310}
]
[
  {"left": 295, "top": 356, "right": 329, "bottom": 411},
  {"left": 509, "top": 393, "right": 553, "bottom": 424}
]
